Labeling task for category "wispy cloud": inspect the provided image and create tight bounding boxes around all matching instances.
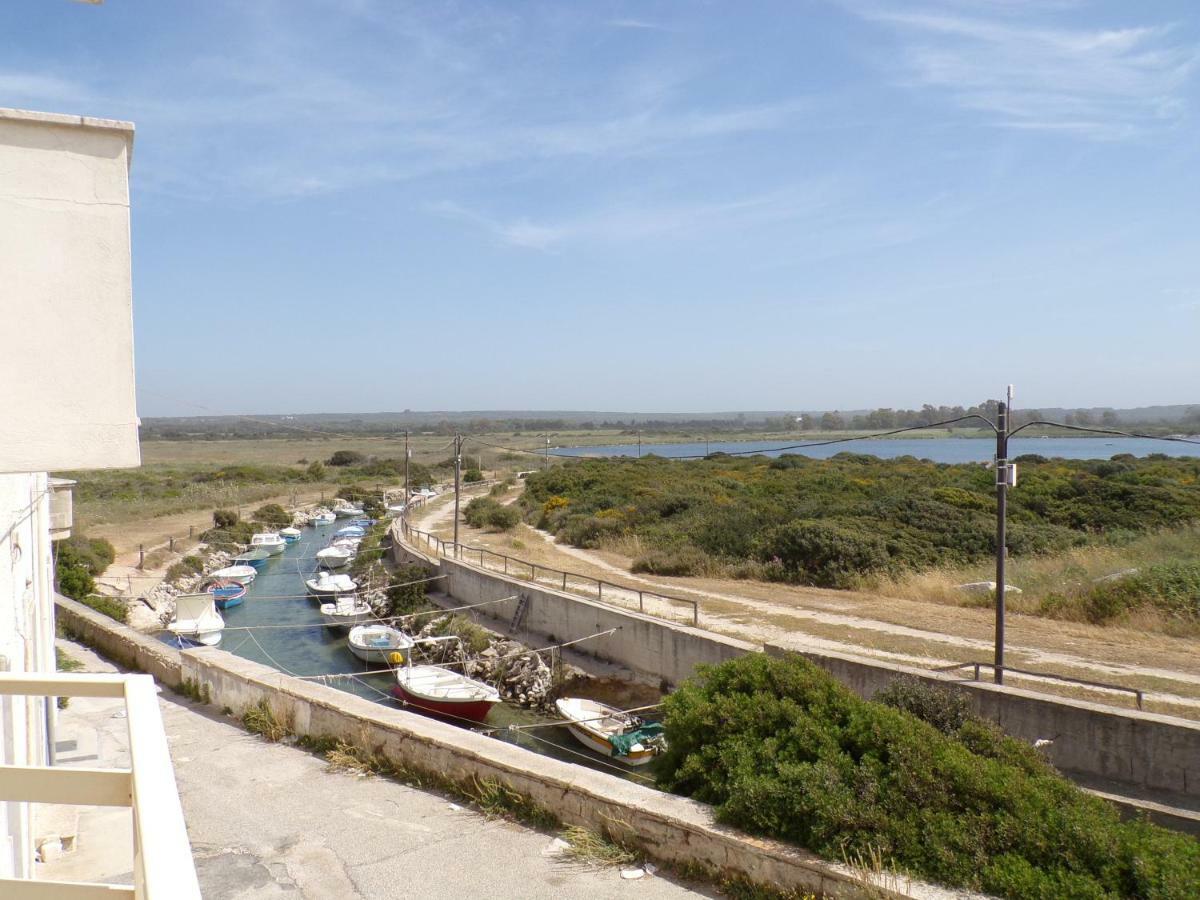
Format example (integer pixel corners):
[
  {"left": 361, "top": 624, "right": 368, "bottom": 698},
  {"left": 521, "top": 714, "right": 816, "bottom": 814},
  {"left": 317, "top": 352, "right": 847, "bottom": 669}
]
[
  {"left": 606, "top": 19, "right": 668, "bottom": 32},
  {"left": 856, "top": 5, "right": 1199, "bottom": 139}
]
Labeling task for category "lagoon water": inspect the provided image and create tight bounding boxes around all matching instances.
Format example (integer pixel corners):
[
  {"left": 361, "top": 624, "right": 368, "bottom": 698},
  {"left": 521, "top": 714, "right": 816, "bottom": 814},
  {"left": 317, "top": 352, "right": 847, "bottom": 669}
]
[
  {"left": 554, "top": 436, "right": 1200, "bottom": 463},
  {"left": 201, "top": 524, "right": 653, "bottom": 781}
]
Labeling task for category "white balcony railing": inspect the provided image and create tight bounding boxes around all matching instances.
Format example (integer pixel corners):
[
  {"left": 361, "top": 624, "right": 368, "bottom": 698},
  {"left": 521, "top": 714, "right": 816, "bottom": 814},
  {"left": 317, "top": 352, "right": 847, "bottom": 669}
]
[{"left": 0, "top": 671, "right": 200, "bottom": 900}]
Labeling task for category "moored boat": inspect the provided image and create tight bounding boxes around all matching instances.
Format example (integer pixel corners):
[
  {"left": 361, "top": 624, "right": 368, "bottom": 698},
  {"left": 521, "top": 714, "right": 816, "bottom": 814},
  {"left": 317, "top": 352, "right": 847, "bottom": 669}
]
[
  {"left": 231, "top": 548, "right": 271, "bottom": 569},
  {"left": 319, "top": 596, "right": 374, "bottom": 630},
  {"left": 315, "top": 545, "right": 353, "bottom": 569},
  {"left": 347, "top": 624, "right": 414, "bottom": 664},
  {"left": 209, "top": 564, "right": 257, "bottom": 585},
  {"left": 334, "top": 525, "right": 366, "bottom": 539},
  {"left": 204, "top": 578, "right": 247, "bottom": 610},
  {"left": 333, "top": 505, "right": 365, "bottom": 518},
  {"left": 391, "top": 665, "right": 500, "bottom": 723},
  {"left": 251, "top": 532, "right": 287, "bottom": 556},
  {"left": 305, "top": 571, "right": 357, "bottom": 597},
  {"left": 280, "top": 526, "right": 302, "bottom": 543},
  {"left": 554, "top": 698, "right": 666, "bottom": 766},
  {"left": 310, "top": 511, "right": 336, "bottom": 527},
  {"left": 167, "top": 593, "right": 225, "bottom": 646},
  {"left": 348, "top": 518, "right": 375, "bottom": 528}
]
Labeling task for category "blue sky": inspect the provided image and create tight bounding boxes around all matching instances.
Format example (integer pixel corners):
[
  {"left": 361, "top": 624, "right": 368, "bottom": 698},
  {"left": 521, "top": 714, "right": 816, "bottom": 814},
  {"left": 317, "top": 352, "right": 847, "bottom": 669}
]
[{"left": 4, "top": 1, "right": 1199, "bottom": 416}]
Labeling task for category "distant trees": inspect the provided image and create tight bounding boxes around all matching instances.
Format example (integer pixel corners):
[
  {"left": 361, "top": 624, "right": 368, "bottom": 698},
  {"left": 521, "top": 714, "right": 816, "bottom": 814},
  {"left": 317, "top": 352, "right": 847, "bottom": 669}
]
[{"left": 819, "top": 412, "right": 845, "bottom": 431}]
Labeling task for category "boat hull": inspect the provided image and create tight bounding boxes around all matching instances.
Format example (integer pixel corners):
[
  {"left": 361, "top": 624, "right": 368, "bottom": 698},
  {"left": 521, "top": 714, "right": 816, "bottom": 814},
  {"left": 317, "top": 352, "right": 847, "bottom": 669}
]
[
  {"left": 349, "top": 644, "right": 406, "bottom": 664},
  {"left": 390, "top": 684, "right": 498, "bottom": 723},
  {"left": 214, "top": 594, "right": 244, "bottom": 611}
]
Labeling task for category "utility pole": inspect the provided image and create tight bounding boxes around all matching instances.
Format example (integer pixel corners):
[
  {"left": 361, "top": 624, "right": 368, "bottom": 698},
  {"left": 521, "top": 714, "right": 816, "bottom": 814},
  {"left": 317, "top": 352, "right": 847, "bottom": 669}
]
[
  {"left": 544, "top": 435, "right": 550, "bottom": 469},
  {"left": 994, "top": 385, "right": 1013, "bottom": 685},
  {"left": 637, "top": 430, "right": 642, "bottom": 458},
  {"left": 453, "top": 433, "right": 462, "bottom": 559},
  {"left": 404, "top": 430, "right": 410, "bottom": 505}
]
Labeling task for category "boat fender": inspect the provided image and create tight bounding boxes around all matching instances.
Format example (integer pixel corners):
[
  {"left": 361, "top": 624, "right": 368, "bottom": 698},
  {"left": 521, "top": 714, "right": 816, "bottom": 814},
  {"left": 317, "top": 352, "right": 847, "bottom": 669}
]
[{"left": 389, "top": 651, "right": 405, "bottom": 665}]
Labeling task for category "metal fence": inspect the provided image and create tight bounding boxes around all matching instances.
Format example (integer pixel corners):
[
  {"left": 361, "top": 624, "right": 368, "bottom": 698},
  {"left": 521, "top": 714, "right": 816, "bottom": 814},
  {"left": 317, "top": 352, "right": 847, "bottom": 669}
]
[
  {"left": 399, "top": 520, "right": 700, "bottom": 627},
  {"left": 936, "top": 661, "right": 1145, "bottom": 709}
]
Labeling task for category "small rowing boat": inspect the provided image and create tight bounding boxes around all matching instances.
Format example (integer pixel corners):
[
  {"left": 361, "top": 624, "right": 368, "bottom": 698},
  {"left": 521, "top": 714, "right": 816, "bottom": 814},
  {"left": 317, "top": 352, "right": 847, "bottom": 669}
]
[
  {"left": 554, "top": 698, "right": 666, "bottom": 766},
  {"left": 204, "top": 578, "right": 247, "bottom": 610},
  {"left": 319, "top": 596, "right": 374, "bottom": 630},
  {"left": 391, "top": 665, "right": 500, "bottom": 723},
  {"left": 280, "top": 526, "right": 302, "bottom": 543},
  {"left": 208, "top": 565, "right": 257, "bottom": 585},
  {"left": 231, "top": 548, "right": 271, "bottom": 569},
  {"left": 347, "top": 624, "right": 414, "bottom": 663}
]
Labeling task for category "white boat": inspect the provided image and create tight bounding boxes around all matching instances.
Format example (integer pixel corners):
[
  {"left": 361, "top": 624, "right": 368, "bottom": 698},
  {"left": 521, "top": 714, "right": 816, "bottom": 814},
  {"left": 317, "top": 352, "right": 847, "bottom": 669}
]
[
  {"left": 334, "top": 525, "right": 366, "bottom": 539},
  {"left": 331, "top": 536, "right": 362, "bottom": 550},
  {"left": 319, "top": 596, "right": 374, "bottom": 630},
  {"left": 208, "top": 565, "right": 257, "bottom": 585},
  {"left": 386, "top": 503, "right": 407, "bottom": 516},
  {"left": 305, "top": 571, "right": 357, "bottom": 597},
  {"left": 333, "top": 505, "right": 365, "bottom": 518},
  {"left": 250, "top": 532, "right": 287, "bottom": 556},
  {"left": 280, "top": 526, "right": 302, "bottom": 542},
  {"left": 391, "top": 665, "right": 500, "bottom": 723},
  {"left": 167, "top": 592, "right": 225, "bottom": 646},
  {"left": 310, "top": 511, "right": 336, "bottom": 527},
  {"left": 554, "top": 698, "right": 666, "bottom": 767},
  {"left": 315, "top": 546, "right": 353, "bottom": 569},
  {"left": 347, "top": 624, "right": 414, "bottom": 663}
]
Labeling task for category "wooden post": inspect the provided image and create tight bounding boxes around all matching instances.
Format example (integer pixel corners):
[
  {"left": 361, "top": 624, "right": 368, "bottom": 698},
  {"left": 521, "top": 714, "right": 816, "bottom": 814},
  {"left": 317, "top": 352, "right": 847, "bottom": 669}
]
[
  {"left": 168, "top": 537, "right": 175, "bottom": 553},
  {"left": 138, "top": 544, "right": 144, "bottom": 569}
]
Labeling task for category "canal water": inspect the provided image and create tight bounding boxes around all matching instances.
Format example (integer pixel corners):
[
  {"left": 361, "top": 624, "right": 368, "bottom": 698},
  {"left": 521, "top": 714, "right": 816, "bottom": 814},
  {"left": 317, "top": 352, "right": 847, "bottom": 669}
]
[
  {"left": 199, "top": 523, "right": 659, "bottom": 783},
  {"left": 555, "top": 436, "right": 1200, "bottom": 463}
]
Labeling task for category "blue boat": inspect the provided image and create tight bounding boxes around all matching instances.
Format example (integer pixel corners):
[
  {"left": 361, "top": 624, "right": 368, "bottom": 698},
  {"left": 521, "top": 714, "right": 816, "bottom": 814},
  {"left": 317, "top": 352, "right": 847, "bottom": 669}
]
[
  {"left": 206, "top": 579, "right": 247, "bottom": 610},
  {"left": 348, "top": 518, "right": 375, "bottom": 528},
  {"left": 232, "top": 548, "right": 271, "bottom": 569},
  {"left": 334, "top": 525, "right": 366, "bottom": 539},
  {"left": 280, "top": 526, "right": 302, "bottom": 543}
]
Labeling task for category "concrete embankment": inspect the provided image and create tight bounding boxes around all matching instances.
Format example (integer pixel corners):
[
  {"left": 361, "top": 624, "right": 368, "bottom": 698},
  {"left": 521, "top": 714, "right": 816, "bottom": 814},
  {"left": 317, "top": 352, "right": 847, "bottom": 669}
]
[
  {"left": 54, "top": 594, "right": 935, "bottom": 899},
  {"left": 392, "top": 526, "right": 1200, "bottom": 831}
]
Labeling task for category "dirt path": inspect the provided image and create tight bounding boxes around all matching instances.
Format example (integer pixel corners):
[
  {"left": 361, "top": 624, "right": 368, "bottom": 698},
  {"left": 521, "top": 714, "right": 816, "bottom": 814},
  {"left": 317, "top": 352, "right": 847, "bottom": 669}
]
[{"left": 409, "top": 485, "right": 1200, "bottom": 719}]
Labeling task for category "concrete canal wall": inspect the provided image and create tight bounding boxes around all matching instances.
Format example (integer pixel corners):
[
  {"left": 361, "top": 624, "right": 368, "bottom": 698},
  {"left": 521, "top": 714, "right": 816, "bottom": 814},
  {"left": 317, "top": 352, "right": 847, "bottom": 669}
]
[{"left": 392, "top": 532, "right": 1200, "bottom": 809}]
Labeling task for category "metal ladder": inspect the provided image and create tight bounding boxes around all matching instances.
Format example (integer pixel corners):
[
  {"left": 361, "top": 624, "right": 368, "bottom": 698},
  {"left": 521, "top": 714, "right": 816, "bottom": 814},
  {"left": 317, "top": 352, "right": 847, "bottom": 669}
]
[{"left": 510, "top": 593, "right": 530, "bottom": 631}]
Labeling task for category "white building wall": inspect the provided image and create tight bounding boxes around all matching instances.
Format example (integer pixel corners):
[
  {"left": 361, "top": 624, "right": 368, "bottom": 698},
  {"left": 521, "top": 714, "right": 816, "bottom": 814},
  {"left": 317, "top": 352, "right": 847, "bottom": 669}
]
[
  {"left": 0, "top": 472, "right": 55, "bottom": 879},
  {"left": 0, "top": 108, "right": 139, "bottom": 474}
]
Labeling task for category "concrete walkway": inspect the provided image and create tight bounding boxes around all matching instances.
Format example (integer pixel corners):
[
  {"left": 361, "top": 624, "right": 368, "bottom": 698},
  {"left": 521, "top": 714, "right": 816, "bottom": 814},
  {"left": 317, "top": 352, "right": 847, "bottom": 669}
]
[{"left": 41, "top": 639, "right": 709, "bottom": 899}]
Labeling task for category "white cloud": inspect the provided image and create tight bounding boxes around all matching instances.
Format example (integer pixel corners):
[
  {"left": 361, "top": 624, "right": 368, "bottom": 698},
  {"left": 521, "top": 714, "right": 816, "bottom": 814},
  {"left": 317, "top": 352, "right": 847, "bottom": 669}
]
[{"left": 857, "top": 6, "right": 1198, "bottom": 139}]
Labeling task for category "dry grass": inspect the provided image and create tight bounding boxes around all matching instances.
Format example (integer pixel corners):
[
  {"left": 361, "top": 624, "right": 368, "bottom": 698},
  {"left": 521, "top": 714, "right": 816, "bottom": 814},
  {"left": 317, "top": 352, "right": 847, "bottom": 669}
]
[{"left": 560, "top": 825, "right": 641, "bottom": 867}]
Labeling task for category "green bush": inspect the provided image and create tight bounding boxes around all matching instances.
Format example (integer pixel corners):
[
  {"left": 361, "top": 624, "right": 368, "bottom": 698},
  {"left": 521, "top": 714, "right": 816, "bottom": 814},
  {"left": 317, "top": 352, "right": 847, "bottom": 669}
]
[
  {"left": 874, "top": 676, "right": 973, "bottom": 735},
  {"left": 631, "top": 547, "right": 708, "bottom": 576},
  {"left": 386, "top": 564, "right": 432, "bottom": 616},
  {"left": 327, "top": 450, "right": 366, "bottom": 466},
  {"left": 754, "top": 520, "right": 889, "bottom": 587},
  {"left": 306, "top": 460, "right": 326, "bottom": 480},
  {"left": 57, "top": 565, "right": 95, "bottom": 601},
  {"left": 464, "top": 467, "right": 484, "bottom": 483},
  {"left": 78, "top": 594, "right": 128, "bottom": 623},
  {"left": 1076, "top": 563, "right": 1200, "bottom": 624},
  {"left": 656, "top": 653, "right": 1200, "bottom": 900},
  {"left": 212, "top": 508, "right": 239, "bottom": 529},
  {"left": 252, "top": 503, "right": 291, "bottom": 528},
  {"left": 463, "top": 497, "right": 520, "bottom": 531},
  {"left": 55, "top": 533, "right": 115, "bottom": 601}
]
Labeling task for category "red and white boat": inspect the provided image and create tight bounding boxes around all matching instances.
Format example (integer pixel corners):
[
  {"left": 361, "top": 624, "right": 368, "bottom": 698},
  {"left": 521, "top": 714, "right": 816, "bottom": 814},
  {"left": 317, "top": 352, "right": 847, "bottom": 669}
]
[{"left": 391, "top": 665, "right": 500, "bottom": 724}]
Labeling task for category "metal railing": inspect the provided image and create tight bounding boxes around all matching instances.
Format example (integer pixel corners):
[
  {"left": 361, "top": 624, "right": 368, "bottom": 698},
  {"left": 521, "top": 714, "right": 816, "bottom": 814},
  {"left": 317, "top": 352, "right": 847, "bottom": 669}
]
[
  {"left": 399, "top": 520, "right": 700, "bottom": 626},
  {"left": 936, "top": 661, "right": 1145, "bottom": 709},
  {"left": 0, "top": 671, "right": 200, "bottom": 900}
]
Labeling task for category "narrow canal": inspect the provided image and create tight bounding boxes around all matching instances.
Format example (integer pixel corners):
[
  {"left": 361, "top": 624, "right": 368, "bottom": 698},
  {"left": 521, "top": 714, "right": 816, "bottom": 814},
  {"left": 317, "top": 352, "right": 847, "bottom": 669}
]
[{"left": 204, "top": 520, "right": 660, "bottom": 784}]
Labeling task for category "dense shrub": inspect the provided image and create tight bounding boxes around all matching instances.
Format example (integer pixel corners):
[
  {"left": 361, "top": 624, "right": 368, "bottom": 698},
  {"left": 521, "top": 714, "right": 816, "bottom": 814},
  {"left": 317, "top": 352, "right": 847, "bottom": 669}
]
[
  {"left": 252, "top": 503, "right": 291, "bottom": 528},
  {"left": 55, "top": 533, "right": 115, "bottom": 600},
  {"left": 631, "top": 547, "right": 708, "bottom": 576},
  {"left": 464, "top": 467, "right": 484, "bottom": 483},
  {"left": 754, "top": 519, "right": 890, "bottom": 587},
  {"left": 212, "top": 508, "right": 239, "bottom": 529},
  {"left": 306, "top": 460, "right": 326, "bottom": 480},
  {"left": 874, "top": 676, "right": 973, "bottom": 735},
  {"left": 165, "top": 555, "right": 206, "bottom": 584},
  {"left": 327, "top": 450, "right": 366, "bottom": 466},
  {"left": 78, "top": 594, "right": 128, "bottom": 623},
  {"left": 657, "top": 654, "right": 1200, "bottom": 899},
  {"left": 464, "top": 497, "right": 520, "bottom": 531},
  {"left": 386, "top": 564, "right": 432, "bottom": 616}
]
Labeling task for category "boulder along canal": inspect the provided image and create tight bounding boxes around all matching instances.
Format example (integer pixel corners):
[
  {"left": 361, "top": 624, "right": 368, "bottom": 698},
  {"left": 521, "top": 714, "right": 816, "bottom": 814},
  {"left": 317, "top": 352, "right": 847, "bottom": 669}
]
[{"left": 169, "top": 520, "right": 662, "bottom": 784}]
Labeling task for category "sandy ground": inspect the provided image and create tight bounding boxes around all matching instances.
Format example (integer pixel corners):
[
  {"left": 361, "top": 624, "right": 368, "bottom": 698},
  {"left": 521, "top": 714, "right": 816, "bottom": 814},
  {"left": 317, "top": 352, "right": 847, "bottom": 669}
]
[
  {"left": 39, "top": 639, "right": 708, "bottom": 899},
  {"left": 412, "top": 488, "right": 1200, "bottom": 720}
]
